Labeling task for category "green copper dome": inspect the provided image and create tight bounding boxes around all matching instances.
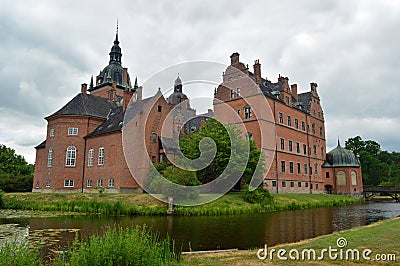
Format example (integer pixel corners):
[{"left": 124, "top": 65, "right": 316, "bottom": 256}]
[{"left": 322, "top": 142, "right": 360, "bottom": 168}]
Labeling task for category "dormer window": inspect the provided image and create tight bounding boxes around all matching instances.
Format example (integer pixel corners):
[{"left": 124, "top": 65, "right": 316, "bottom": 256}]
[
  {"left": 237, "top": 88, "right": 241, "bottom": 97},
  {"left": 230, "top": 90, "right": 235, "bottom": 99}
]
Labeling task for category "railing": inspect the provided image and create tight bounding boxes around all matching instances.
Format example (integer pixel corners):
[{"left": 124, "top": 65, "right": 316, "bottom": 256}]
[{"left": 363, "top": 185, "right": 400, "bottom": 193}]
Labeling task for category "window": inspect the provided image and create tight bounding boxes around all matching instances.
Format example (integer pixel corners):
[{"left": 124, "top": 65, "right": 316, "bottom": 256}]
[
  {"left": 304, "top": 164, "right": 308, "bottom": 174},
  {"left": 321, "top": 147, "right": 324, "bottom": 158},
  {"left": 297, "top": 163, "right": 301, "bottom": 174},
  {"left": 287, "top": 116, "right": 291, "bottom": 126},
  {"left": 46, "top": 180, "right": 50, "bottom": 188},
  {"left": 272, "top": 180, "right": 277, "bottom": 187},
  {"left": 351, "top": 171, "right": 357, "bottom": 185},
  {"left": 88, "top": 149, "right": 94, "bottom": 167},
  {"left": 288, "top": 140, "right": 293, "bottom": 152},
  {"left": 35, "top": 182, "right": 39, "bottom": 189},
  {"left": 290, "top": 181, "right": 294, "bottom": 188},
  {"left": 303, "top": 144, "right": 307, "bottom": 155},
  {"left": 314, "top": 145, "right": 317, "bottom": 155},
  {"left": 108, "top": 178, "right": 115, "bottom": 187},
  {"left": 50, "top": 128, "right": 55, "bottom": 137},
  {"left": 315, "top": 163, "right": 318, "bottom": 174},
  {"left": 47, "top": 147, "right": 53, "bottom": 168},
  {"left": 246, "top": 132, "right": 253, "bottom": 141},
  {"left": 312, "top": 123, "right": 315, "bottom": 134},
  {"left": 158, "top": 105, "right": 162, "bottom": 112},
  {"left": 279, "top": 113, "right": 283, "bottom": 123},
  {"left": 295, "top": 119, "right": 299, "bottom": 129},
  {"left": 237, "top": 88, "right": 241, "bottom": 97},
  {"left": 244, "top": 106, "right": 252, "bottom": 119},
  {"left": 316, "top": 184, "right": 319, "bottom": 190},
  {"left": 87, "top": 180, "right": 93, "bottom": 188},
  {"left": 282, "top": 181, "right": 286, "bottom": 187},
  {"left": 305, "top": 182, "right": 309, "bottom": 188},
  {"left": 326, "top": 172, "right": 330, "bottom": 179},
  {"left": 296, "top": 142, "right": 300, "bottom": 153},
  {"left": 152, "top": 132, "right": 157, "bottom": 143},
  {"left": 64, "top": 180, "right": 74, "bottom": 187},
  {"left": 298, "top": 181, "right": 302, "bottom": 187},
  {"left": 310, "top": 166, "right": 313, "bottom": 175},
  {"left": 302, "top": 121, "right": 305, "bottom": 131},
  {"left": 320, "top": 127, "right": 323, "bottom": 137},
  {"left": 280, "top": 138, "right": 285, "bottom": 150},
  {"left": 285, "top": 96, "right": 290, "bottom": 105},
  {"left": 289, "top": 162, "right": 294, "bottom": 173},
  {"left": 97, "top": 179, "right": 103, "bottom": 187},
  {"left": 152, "top": 156, "right": 156, "bottom": 163},
  {"left": 68, "top": 127, "right": 78, "bottom": 136},
  {"left": 281, "top": 161, "right": 286, "bottom": 173},
  {"left": 230, "top": 90, "right": 235, "bottom": 99},
  {"left": 237, "top": 110, "right": 241, "bottom": 116},
  {"left": 98, "top": 147, "right": 104, "bottom": 165},
  {"left": 66, "top": 146, "right": 76, "bottom": 166}
]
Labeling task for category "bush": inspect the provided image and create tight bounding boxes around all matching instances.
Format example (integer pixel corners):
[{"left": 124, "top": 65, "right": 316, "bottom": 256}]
[
  {"left": 59, "top": 226, "right": 180, "bottom": 266},
  {"left": 242, "top": 185, "right": 274, "bottom": 206}
]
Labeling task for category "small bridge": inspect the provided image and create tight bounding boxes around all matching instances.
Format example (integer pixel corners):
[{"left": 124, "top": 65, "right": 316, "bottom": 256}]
[{"left": 363, "top": 185, "right": 400, "bottom": 202}]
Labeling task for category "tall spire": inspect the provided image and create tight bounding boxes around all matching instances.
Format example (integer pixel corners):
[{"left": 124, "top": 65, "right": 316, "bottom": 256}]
[
  {"left": 337, "top": 137, "right": 341, "bottom": 147},
  {"left": 90, "top": 75, "right": 94, "bottom": 89},
  {"left": 134, "top": 76, "right": 138, "bottom": 89},
  {"left": 109, "top": 21, "right": 122, "bottom": 65},
  {"left": 115, "top": 20, "right": 119, "bottom": 43}
]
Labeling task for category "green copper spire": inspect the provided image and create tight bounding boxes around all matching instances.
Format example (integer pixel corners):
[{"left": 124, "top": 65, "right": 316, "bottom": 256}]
[{"left": 134, "top": 76, "right": 138, "bottom": 89}]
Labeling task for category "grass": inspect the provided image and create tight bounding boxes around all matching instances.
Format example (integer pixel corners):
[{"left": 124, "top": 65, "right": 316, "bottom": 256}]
[
  {"left": 181, "top": 217, "right": 400, "bottom": 265},
  {"left": 0, "top": 226, "right": 181, "bottom": 266},
  {"left": 2, "top": 192, "right": 363, "bottom": 216}
]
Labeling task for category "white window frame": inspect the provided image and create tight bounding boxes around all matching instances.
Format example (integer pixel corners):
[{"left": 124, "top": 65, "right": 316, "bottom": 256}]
[
  {"left": 97, "top": 179, "right": 103, "bottom": 187},
  {"left": 87, "top": 179, "right": 93, "bottom": 188},
  {"left": 236, "top": 88, "right": 241, "bottom": 97},
  {"left": 68, "top": 127, "right": 78, "bottom": 136},
  {"left": 88, "top": 149, "right": 94, "bottom": 167},
  {"left": 64, "top": 180, "right": 74, "bottom": 187},
  {"left": 244, "top": 106, "right": 252, "bottom": 119},
  {"left": 47, "top": 147, "right": 53, "bottom": 168},
  {"left": 35, "top": 182, "right": 39, "bottom": 189},
  {"left": 66, "top": 146, "right": 76, "bottom": 167},
  {"left": 46, "top": 180, "right": 50, "bottom": 188},
  {"left": 230, "top": 90, "right": 235, "bottom": 99},
  {"left": 49, "top": 128, "right": 55, "bottom": 137},
  {"left": 108, "top": 178, "right": 114, "bottom": 187},
  {"left": 98, "top": 147, "right": 104, "bottom": 165}
]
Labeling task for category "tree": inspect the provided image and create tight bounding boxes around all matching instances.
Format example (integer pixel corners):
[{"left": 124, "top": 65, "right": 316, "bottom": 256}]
[
  {"left": 0, "top": 144, "right": 34, "bottom": 192},
  {"left": 179, "top": 119, "right": 265, "bottom": 190}
]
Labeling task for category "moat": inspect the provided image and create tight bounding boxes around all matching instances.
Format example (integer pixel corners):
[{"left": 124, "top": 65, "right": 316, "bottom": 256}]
[{"left": 1, "top": 201, "right": 400, "bottom": 252}]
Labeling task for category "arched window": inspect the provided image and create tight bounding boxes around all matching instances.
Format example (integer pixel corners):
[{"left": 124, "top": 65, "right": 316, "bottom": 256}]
[
  {"left": 337, "top": 171, "right": 346, "bottom": 186},
  {"left": 351, "top": 171, "right": 357, "bottom": 185},
  {"left": 47, "top": 147, "right": 53, "bottom": 168},
  {"left": 66, "top": 146, "right": 76, "bottom": 166}
]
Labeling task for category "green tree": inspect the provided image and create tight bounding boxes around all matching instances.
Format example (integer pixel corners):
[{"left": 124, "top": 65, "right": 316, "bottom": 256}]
[
  {"left": 179, "top": 119, "right": 265, "bottom": 190},
  {"left": 0, "top": 144, "right": 34, "bottom": 192}
]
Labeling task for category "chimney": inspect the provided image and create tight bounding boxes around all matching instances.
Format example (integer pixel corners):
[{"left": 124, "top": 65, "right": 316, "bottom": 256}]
[
  {"left": 230, "top": 52, "right": 240, "bottom": 65},
  {"left": 81, "top": 83, "right": 87, "bottom": 94},
  {"left": 291, "top": 84, "right": 298, "bottom": 101},
  {"left": 136, "top": 86, "right": 143, "bottom": 101},
  {"left": 253, "top": 59, "right": 261, "bottom": 84},
  {"left": 123, "top": 89, "right": 133, "bottom": 110}
]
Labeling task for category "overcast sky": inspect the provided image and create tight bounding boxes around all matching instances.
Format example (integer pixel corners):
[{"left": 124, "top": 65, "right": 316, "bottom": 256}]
[{"left": 0, "top": 0, "right": 399, "bottom": 163}]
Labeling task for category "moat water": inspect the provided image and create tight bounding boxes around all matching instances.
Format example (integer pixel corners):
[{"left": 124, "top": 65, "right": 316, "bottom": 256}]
[{"left": 1, "top": 201, "right": 400, "bottom": 251}]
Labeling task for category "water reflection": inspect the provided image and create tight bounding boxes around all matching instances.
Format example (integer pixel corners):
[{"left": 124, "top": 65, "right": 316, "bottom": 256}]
[{"left": 1, "top": 201, "right": 400, "bottom": 251}]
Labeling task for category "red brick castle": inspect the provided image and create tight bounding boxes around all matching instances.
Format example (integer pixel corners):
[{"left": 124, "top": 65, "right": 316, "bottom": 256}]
[{"left": 33, "top": 32, "right": 363, "bottom": 195}]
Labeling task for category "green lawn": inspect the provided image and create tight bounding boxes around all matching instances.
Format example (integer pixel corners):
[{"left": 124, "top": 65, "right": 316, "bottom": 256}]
[{"left": 2, "top": 192, "right": 363, "bottom": 216}]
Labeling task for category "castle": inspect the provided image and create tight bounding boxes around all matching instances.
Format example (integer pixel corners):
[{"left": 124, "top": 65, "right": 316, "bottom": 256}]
[{"left": 33, "top": 31, "right": 363, "bottom": 195}]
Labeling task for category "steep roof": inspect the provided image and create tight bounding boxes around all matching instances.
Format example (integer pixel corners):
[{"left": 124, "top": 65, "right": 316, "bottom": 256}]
[
  {"left": 85, "top": 106, "right": 124, "bottom": 138},
  {"left": 35, "top": 140, "right": 46, "bottom": 149},
  {"left": 46, "top": 93, "right": 117, "bottom": 120}
]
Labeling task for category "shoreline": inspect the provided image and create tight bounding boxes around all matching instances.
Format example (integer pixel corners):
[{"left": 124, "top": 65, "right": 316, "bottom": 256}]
[
  {"left": 1, "top": 192, "right": 363, "bottom": 216},
  {"left": 182, "top": 216, "right": 400, "bottom": 265}
]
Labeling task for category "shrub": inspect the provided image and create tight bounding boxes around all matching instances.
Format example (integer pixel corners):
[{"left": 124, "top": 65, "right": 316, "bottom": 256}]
[
  {"left": 242, "top": 185, "right": 274, "bottom": 206},
  {"left": 59, "top": 226, "right": 180, "bottom": 266}
]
